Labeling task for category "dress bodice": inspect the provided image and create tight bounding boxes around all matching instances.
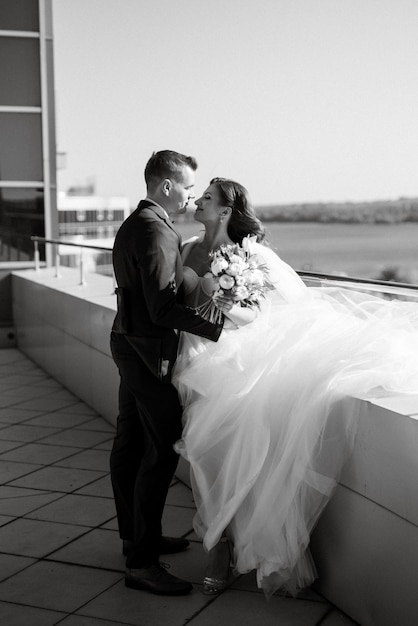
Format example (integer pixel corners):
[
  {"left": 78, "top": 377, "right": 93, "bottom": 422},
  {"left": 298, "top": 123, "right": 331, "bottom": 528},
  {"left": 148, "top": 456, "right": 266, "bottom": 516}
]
[{"left": 182, "top": 265, "right": 216, "bottom": 308}]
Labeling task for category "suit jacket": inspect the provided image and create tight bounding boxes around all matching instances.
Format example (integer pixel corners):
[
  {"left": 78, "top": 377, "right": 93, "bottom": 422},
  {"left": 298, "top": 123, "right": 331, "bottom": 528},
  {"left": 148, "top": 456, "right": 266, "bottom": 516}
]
[{"left": 112, "top": 200, "right": 222, "bottom": 382}]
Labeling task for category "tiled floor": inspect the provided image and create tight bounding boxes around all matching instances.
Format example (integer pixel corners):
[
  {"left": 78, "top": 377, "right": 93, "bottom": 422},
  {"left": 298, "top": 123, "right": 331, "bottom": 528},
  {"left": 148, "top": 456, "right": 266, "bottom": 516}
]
[{"left": 0, "top": 349, "right": 358, "bottom": 626}]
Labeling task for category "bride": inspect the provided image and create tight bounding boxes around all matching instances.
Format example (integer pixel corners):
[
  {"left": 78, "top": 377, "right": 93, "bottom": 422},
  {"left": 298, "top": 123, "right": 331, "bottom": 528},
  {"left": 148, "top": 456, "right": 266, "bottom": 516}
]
[{"left": 172, "top": 177, "right": 418, "bottom": 598}]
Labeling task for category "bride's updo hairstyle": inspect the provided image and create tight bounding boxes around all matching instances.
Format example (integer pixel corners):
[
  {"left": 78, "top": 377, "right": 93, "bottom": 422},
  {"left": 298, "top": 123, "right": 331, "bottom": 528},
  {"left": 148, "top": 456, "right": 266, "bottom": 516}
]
[{"left": 211, "top": 177, "right": 265, "bottom": 244}]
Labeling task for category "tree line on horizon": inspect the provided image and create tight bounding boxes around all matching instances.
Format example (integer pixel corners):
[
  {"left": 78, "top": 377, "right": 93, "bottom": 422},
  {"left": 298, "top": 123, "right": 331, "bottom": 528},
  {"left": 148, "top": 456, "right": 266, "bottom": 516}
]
[{"left": 255, "top": 197, "right": 418, "bottom": 223}]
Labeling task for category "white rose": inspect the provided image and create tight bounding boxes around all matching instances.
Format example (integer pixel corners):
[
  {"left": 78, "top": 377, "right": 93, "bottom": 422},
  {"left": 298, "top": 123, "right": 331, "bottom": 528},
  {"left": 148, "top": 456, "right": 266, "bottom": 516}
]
[
  {"left": 219, "top": 274, "right": 235, "bottom": 290},
  {"left": 226, "top": 262, "right": 243, "bottom": 277},
  {"left": 211, "top": 258, "right": 228, "bottom": 276}
]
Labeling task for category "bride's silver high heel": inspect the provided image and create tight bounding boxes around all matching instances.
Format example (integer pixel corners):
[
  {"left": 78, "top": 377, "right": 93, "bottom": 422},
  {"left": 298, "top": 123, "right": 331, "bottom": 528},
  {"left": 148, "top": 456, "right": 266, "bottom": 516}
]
[{"left": 202, "top": 536, "right": 232, "bottom": 595}]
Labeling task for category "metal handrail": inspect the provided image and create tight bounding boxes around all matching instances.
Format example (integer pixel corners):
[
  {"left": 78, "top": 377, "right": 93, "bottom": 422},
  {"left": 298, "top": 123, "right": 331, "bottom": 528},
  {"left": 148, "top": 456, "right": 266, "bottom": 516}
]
[
  {"left": 31, "top": 235, "right": 418, "bottom": 298},
  {"left": 31, "top": 235, "right": 114, "bottom": 287},
  {"left": 297, "top": 270, "right": 418, "bottom": 291}
]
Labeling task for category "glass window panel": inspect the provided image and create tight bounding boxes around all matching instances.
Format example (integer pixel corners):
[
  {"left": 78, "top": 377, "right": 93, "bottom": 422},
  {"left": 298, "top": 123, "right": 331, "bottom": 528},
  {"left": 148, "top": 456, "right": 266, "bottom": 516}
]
[
  {"left": 0, "top": 38, "right": 41, "bottom": 106},
  {"left": 0, "top": 0, "right": 39, "bottom": 31},
  {"left": 0, "top": 187, "right": 45, "bottom": 261},
  {"left": 0, "top": 113, "right": 43, "bottom": 181}
]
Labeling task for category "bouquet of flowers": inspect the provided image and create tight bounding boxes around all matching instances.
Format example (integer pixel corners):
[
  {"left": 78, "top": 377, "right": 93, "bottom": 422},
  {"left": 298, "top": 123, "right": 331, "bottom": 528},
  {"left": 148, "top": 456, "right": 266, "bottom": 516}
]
[{"left": 196, "top": 235, "right": 272, "bottom": 323}]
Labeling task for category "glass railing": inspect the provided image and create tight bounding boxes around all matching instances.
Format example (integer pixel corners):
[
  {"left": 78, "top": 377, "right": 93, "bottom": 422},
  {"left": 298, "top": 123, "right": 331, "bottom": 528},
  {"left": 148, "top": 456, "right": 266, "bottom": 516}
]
[{"left": 30, "top": 236, "right": 418, "bottom": 303}]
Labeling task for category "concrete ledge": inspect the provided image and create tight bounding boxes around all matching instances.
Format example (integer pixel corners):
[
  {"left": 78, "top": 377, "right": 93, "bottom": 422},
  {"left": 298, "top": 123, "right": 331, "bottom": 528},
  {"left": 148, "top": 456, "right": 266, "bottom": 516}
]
[
  {"left": 311, "top": 395, "right": 418, "bottom": 626},
  {"left": 12, "top": 267, "right": 118, "bottom": 425}
]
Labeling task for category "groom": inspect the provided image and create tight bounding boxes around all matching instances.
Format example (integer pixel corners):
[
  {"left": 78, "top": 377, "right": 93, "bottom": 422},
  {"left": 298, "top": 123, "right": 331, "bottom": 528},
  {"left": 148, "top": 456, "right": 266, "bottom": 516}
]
[{"left": 110, "top": 150, "right": 223, "bottom": 595}]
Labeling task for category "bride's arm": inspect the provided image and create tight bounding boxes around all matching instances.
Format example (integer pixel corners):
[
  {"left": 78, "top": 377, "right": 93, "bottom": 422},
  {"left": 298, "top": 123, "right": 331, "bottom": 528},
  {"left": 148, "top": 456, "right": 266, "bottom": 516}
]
[{"left": 224, "top": 304, "right": 257, "bottom": 326}]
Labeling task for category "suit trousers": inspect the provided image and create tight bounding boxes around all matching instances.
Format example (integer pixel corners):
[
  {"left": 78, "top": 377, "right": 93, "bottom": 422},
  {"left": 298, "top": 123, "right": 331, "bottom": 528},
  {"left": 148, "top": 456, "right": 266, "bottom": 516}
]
[{"left": 109, "top": 332, "right": 183, "bottom": 567}]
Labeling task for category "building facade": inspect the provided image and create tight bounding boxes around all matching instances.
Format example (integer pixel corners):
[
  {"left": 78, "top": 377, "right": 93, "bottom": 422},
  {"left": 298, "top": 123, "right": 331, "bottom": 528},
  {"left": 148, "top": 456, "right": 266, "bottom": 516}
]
[
  {"left": 58, "top": 191, "right": 130, "bottom": 242},
  {"left": 0, "top": 0, "right": 57, "bottom": 266}
]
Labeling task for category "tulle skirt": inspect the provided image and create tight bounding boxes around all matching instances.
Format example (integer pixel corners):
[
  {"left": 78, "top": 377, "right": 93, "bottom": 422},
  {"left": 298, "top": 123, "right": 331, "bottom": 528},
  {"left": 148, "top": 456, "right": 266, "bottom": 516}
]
[{"left": 172, "top": 283, "right": 418, "bottom": 597}]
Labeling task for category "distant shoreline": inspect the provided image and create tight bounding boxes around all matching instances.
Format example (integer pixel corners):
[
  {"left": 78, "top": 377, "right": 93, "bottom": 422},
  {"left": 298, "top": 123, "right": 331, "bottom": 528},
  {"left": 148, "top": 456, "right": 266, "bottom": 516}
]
[{"left": 254, "top": 197, "right": 418, "bottom": 224}]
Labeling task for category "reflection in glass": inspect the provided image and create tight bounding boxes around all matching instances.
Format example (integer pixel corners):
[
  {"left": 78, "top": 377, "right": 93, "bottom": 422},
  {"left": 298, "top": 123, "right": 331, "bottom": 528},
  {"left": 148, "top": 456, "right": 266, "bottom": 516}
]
[
  {"left": 0, "top": 0, "right": 39, "bottom": 31},
  {"left": 0, "top": 187, "right": 45, "bottom": 261},
  {"left": 0, "top": 38, "right": 41, "bottom": 106},
  {"left": 0, "top": 113, "right": 43, "bottom": 181}
]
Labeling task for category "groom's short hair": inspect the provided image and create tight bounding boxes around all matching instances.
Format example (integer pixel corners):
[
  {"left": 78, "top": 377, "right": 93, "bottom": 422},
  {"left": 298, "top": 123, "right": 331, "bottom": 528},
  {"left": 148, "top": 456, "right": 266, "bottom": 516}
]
[{"left": 145, "top": 150, "right": 197, "bottom": 188}]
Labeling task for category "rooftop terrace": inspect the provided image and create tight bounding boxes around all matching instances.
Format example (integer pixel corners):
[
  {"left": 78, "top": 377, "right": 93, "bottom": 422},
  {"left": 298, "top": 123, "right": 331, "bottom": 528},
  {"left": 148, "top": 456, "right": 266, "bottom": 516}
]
[
  {"left": 1, "top": 262, "right": 417, "bottom": 625},
  {"left": 0, "top": 348, "right": 357, "bottom": 626}
]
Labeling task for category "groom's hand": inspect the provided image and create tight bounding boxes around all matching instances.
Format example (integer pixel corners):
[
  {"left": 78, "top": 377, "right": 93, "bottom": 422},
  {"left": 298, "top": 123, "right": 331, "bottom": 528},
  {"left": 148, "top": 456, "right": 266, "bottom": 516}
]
[{"left": 212, "top": 293, "right": 234, "bottom": 314}]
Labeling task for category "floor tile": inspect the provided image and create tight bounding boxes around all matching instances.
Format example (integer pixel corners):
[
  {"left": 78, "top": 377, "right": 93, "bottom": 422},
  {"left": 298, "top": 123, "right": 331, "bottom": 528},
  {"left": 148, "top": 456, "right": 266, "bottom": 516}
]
[
  {"left": 0, "top": 459, "right": 42, "bottom": 484},
  {"left": 0, "top": 407, "right": 45, "bottom": 424},
  {"left": 25, "top": 412, "right": 95, "bottom": 428},
  {"left": 12, "top": 395, "right": 80, "bottom": 412},
  {"left": 76, "top": 475, "right": 113, "bottom": 498},
  {"left": 39, "top": 429, "right": 112, "bottom": 448},
  {"left": 0, "top": 553, "right": 36, "bottom": 581},
  {"left": 60, "top": 402, "right": 99, "bottom": 416},
  {"left": 0, "top": 349, "right": 360, "bottom": 626},
  {"left": 0, "top": 442, "right": 78, "bottom": 464},
  {"left": 27, "top": 493, "right": 116, "bottom": 527},
  {"left": 0, "top": 517, "right": 89, "bottom": 558},
  {"left": 0, "top": 372, "right": 47, "bottom": 387},
  {"left": 0, "top": 486, "right": 63, "bottom": 516},
  {"left": 95, "top": 439, "right": 113, "bottom": 451},
  {"left": 0, "top": 561, "right": 122, "bottom": 612},
  {"left": 0, "top": 349, "right": 24, "bottom": 365},
  {"left": 77, "top": 418, "right": 115, "bottom": 433},
  {"left": 47, "top": 528, "right": 123, "bottom": 571},
  {"left": 0, "top": 440, "right": 23, "bottom": 454},
  {"left": 55, "top": 448, "right": 111, "bottom": 471},
  {"left": 76, "top": 578, "right": 212, "bottom": 626},
  {"left": 0, "top": 601, "right": 67, "bottom": 626},
  {"left": 188, "top": 588, "right": 329, "bottom": 626},
  {"left": 59, "top": 615, "right": 135, "bottom": 626},
  {"left": 0, "top": 423, "right": 61, "bottom": 443},
  {"left": 165, "top": 481, "right": 196, "bottom": 508},
  {"left": 162, "top": 503, "right": 195, "bottom": 538},
  {"left": 320, "top": 608, "right": 359, "bottom": 625},
  {"left": 2, "top": 385, "right": 56, "bottom": 401},
  {"left": 9, "top": 465, "right": 106, "bottom": 492},
  {"left": 231, "top": 572, "right": 325, "bottom": 602},
  {"left": 100, "top": 517, "right": 118, "bottom": 531},
  {"left": 0, "top": 393, "right": 24, "bottom": 408}
]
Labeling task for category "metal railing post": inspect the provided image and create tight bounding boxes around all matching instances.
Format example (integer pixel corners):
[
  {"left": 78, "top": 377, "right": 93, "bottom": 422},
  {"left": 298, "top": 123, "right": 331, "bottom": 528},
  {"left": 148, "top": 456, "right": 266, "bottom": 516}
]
[
  {"left": 55, "top": 243, "right": 61, "bottom": 278},
  {"left": 79, "top": 248, "right": 86, "bottom": 285},
  {"left": 34, "top": 240, "right": 40, "bottom": 271}
]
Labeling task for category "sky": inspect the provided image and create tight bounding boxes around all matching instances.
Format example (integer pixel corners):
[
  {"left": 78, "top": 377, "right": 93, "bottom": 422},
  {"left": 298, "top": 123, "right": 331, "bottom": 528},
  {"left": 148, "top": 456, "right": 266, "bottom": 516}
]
[{"left": 52, "top": 0, "right": 418, "bottom": 207}]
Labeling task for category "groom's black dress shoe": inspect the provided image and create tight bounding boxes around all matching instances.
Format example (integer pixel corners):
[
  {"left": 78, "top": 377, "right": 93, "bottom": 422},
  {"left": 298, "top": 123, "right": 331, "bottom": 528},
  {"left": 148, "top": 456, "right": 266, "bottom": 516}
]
[
  {"left": 125, "top": 564, "right": 193, "bottom": 595},
  {"left": 123, "top": 536, "right": 190, "bottom": 556}
]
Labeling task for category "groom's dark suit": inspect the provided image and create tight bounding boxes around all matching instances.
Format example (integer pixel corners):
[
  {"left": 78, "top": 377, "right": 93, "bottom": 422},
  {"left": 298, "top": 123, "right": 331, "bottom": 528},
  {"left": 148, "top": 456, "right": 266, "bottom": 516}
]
[{"left": 110, "top": 200, "right": 222, "bottom": 568}]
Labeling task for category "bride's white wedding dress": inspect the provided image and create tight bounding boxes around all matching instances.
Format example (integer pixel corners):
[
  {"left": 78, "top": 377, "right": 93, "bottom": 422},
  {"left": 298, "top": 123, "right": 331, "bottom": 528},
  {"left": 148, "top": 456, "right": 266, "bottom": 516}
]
[{"left": 172, "top": 237, "right": 418, "bottom": 597}]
